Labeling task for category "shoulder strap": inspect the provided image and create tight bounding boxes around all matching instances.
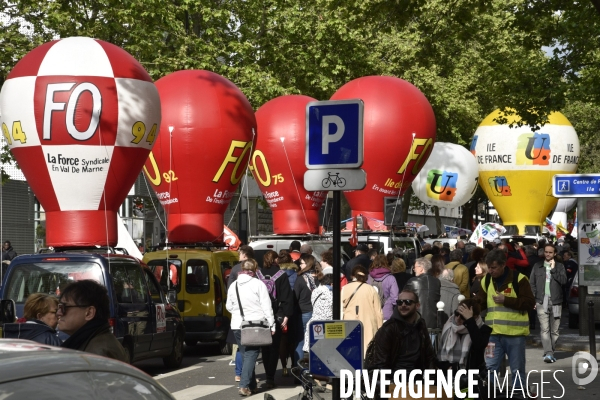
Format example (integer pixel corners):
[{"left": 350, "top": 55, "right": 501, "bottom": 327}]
[
  {"left": 313, "top": 292, "right": 324, "bottom": 307},
  {"left": 483, "top": 274, "right": 491, "bottom": 293},
  {"left": 343, "top": 283, "right": 365, "bottom": 310},
  {"left": 235, "top": 282, "right": 245, "bottom": 321},
  {"left": 512, "top": 271, "right": 520, "bottom": 297},
  {"left": 271, "top": 269, "right": 285, "bottom": 281}
]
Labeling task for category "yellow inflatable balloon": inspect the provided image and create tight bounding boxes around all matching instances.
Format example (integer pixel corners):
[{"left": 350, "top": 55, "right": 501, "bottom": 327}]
[{"left": 470, "top": 110, "right": 579, "bottom": 235}]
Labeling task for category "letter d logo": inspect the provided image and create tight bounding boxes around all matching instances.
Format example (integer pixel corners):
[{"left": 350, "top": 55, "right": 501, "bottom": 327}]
[{"left": 572, "top": 351, "right": 598, "bottom": 386}]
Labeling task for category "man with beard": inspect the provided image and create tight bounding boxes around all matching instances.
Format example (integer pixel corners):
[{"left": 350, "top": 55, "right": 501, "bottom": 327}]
[{"left": 366, "top": 289, "right": 437, "bottom": 377}]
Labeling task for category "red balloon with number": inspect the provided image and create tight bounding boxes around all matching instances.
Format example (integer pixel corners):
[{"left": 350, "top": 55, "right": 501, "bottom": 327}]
[
  {"left": 250, "top": 95, "right": 328, "bottom": 234},
  {"left": 330, "top": 76, "right": 436, "bottom": 221},
  {"left": 0, "top": 37, "right": 161, "bottom": 247},
  {"left": 143, "top": 70, "right": 256, "bottom": 243}
]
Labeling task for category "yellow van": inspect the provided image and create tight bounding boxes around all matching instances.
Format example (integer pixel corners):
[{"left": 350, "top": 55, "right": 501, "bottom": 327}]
[{"left": 142, "top": 243, "right": 238, "bottom": 354}]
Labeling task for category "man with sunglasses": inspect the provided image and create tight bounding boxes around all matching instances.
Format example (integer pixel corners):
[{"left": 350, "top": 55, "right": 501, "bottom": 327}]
[
  {"left": 366, "top": 289, "right": 437, "bottom": 380},
  {"left": 58, "top": 280, "right": 128, "bottom": 362}
]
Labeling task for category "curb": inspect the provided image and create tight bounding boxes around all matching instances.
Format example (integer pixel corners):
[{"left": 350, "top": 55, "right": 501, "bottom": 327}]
[{"left": 527, "top": 334, "right": 600, "bottom": 355}]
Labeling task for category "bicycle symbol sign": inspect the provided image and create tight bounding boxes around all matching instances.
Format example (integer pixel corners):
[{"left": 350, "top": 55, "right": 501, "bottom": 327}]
[{"left": 322, "top": 172, "right": 346, "bottom": 188}]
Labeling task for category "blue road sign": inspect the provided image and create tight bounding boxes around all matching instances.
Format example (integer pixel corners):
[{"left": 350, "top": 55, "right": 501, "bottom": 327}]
[
  {"left": 308, "top": 320, "right": 363, "bottom": 378},
  {"left": 305, "top": 100, "right": 363, "bottom": 169},
  {"left": 553, "top": 174, "right": 600, "bottom": 198}
]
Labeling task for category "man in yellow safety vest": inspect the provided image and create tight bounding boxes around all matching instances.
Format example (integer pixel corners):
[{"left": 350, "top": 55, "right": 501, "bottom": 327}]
[{"left": 475, "top": 249, "right": 535, "bottom": 395}]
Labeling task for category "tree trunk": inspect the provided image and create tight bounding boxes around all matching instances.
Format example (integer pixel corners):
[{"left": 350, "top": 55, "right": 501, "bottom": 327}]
[
  {"left": 402, "top": 186, "right": 413, "bottom": 224},
  {"left": 434, "top": 206, "right": 443, "bottom": 235}
]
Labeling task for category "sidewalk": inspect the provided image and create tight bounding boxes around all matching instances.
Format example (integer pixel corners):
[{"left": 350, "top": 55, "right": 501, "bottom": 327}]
[{"left": 526, "top": 309, "right": 600, "bottom": 357}]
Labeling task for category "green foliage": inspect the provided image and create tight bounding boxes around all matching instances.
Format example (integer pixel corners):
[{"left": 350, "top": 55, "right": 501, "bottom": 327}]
[{"left": 1, "top": 0, "right": 599, "bottom": 180}]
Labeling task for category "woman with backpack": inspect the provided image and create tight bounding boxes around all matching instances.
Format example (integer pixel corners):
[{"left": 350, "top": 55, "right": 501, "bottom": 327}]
[
  {"left": 277, "top": 250, "right": 298, "bottom": 377},
  {"left": 340, "top": 265, "right": 383, "bottom": 357},
  {"left": 258, "top": 250, "right": 294, "bottom": 389},
  {"left": 367, "top": 254, "right": 399, "bottom": 321},
  {"left": 292, "top": 253, "right": 317, "bottom": 365}
]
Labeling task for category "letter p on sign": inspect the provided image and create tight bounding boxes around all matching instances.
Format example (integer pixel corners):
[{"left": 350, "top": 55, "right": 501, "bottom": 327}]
[
  {"left": 322, "top": 115, "right": 345, "bottom": 154},
  {"left": 306, "top": 99, "right": 364, "bottom": 169}
]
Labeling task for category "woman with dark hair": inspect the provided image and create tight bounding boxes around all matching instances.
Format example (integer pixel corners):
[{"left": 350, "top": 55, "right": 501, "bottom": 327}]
[
  {"left": 292, "top": 254, "right": 316, "bottom": 365},
  {"left": 438, "top": 298, "right": 491, "bottom": 372},
  {"left": 341, "top": 265, "right": 383, "bottom": 357},
  {"left": 302, "top": 271, "right": 334, "bottom": 352},
  {"left": 258, "top": 250, "right": 293, "bottom": 389},
  {"left": 277, "top": 250, "right": 298, "bottom": 377},
  {"left": 466, "top": 247, "right": 487, "bottom": 282},
  {"left": 320, "top": 250, "right": 347, "bottom": 288},
  {"left": 429, "top": 254, "right": 446, "bottom": 279},
  {"left": 367, "top": 255, "right": 399, "bottom": 321}
]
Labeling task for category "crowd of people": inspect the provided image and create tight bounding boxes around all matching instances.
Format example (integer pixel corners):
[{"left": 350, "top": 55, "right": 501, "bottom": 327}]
[
  {"left": 224, "top": 235, "right": 575, "bottom": 397},
  {"left": 0, "top": 234, "right": 575, "bottom": 398}
]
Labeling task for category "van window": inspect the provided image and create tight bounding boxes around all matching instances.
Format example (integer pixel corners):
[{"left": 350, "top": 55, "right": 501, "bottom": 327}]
[
  {"left": 124, "top": 264, "right": 148, "bottom": 303},
  {"left": 186, "top": 260, "right": 209, "bottom": 294},
  {"left": 144, "top": 270, "right": 166, "bottom": 304},
  {"left": 4, "top": 262, "right": 103, "bottom": 303},
  {"left": 146, "top": 259, "right": 182, "bottom": 293}
]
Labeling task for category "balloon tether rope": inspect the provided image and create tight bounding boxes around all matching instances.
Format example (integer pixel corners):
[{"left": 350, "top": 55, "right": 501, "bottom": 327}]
[{"left": 390, "top": 133, "right": 416, "bottom": 239}]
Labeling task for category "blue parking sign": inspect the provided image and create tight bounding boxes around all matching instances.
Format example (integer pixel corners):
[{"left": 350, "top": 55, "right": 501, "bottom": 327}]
[{"left": 305, "top": 100, "right": 363, "bottom": 169}]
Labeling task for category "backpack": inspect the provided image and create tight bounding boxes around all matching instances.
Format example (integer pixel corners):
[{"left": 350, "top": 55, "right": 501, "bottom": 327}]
[
  {"left": 371, "top": 275, "right": 388, "bottom": 306},
  {"left": 256, "top": 269, "right": 286, "bottom": 301}
]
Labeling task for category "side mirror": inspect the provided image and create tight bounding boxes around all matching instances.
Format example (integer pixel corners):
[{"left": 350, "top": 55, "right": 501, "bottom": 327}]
[
  {"left": 0, "top": 299, "right": 16, "bottom": 324},
  {"left": 167, "top": 290, "right": 177, "bottom": 305}
]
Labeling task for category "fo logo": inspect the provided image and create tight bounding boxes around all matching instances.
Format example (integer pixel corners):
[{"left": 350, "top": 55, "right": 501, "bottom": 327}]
[
  {"left": 516, "top": 132, "right": 551, "bottom": 165},
  {"left": 488, "top": 176, "right": 511, "bottom": 196},
  {"left": 426, "top": 170, "right": 457, "bottom": 201}
]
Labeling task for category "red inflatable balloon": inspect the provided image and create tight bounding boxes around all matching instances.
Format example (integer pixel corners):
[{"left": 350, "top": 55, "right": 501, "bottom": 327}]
[
  {"left": 251, "top": 95, "right": 328, "bottom": 234},
  {"left": 331, "top": 76, "right": 436, "bottom": 221},
  {"left": 0, "top": 37, "right": 161, "bottom": 247},
  {"left": 143, "top": 70, "right": 256, "bottom": 243}
]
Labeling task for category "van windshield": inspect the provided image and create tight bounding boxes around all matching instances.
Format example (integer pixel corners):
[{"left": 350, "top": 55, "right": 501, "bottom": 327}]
[{"left": 4, "top": 262, "right": 104, "bottom": 302}]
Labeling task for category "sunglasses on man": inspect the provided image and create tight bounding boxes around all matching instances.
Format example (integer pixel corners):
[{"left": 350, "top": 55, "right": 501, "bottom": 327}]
[{"left": 396, "top": 299, "right": 417, "bottom": 306}]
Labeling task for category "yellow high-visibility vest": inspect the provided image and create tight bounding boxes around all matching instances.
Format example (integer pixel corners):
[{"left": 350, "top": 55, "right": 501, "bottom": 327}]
[{"left": 482, "top": 273, "right": 529, "bottom": 336}]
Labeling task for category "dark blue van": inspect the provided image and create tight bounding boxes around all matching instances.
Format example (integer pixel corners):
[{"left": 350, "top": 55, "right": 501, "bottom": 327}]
[{"left": 0, "top": 251, "right": 185, "bottom": 368}]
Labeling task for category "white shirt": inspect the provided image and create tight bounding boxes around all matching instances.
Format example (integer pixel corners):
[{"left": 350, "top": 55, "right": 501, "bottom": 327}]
[{"left": 226, "top": 273, "right": 275, "bottom": 331}]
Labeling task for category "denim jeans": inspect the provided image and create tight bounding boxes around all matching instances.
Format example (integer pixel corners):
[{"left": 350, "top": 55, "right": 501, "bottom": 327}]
[
  {"left": 294, "top": 311, "right": 312, "bottom": 365},
  {"left": 235, "top": 346, "right": 243, "bottom": 377},
  {"left": 537, "top": 302, "right": 561, "bottom": 356},
  {"left": 485, "top": 335, "right": 526, "bottom": 392},
  {"left": 233, "top": 329, "right": 259, "bottom": 390}
]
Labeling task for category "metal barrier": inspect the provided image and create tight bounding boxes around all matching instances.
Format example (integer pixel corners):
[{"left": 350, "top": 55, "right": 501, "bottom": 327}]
[{"left": 589, "top": 301, "right": 596, "bottom": 357}]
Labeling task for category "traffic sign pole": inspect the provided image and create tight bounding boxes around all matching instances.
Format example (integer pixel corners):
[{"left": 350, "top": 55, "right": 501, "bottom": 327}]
[{"left": 332, "top": 191, "right": 341, "bottom": 400}]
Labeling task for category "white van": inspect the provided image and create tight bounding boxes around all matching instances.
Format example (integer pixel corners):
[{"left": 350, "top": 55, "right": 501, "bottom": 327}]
[{"left": 248, "top": 235, "right": 350, "bottom": 267}]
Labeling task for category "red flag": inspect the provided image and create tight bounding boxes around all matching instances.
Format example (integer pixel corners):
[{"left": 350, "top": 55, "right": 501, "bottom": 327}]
[
  {"left": 349, "top": 216, "right": 358, "bottom": 247},
  {"left": 223, "top": 225, "right": 241, "bottom": 250}
]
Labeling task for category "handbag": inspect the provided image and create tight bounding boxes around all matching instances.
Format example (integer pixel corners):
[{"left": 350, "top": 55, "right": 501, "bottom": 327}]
[{"left": 235, "top": 282, "right": 273, "bottom": 347}]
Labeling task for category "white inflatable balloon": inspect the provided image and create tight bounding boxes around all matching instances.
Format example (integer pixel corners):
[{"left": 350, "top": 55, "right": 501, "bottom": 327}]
[
  {"left": 550, "top": 198, "right": 577, "bottom": 228},
  {"left": 411, "top": 142, "right": 479, "bottom": 208}
]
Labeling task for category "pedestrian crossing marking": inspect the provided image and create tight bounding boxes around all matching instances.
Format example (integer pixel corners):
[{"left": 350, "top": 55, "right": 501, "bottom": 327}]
[
  {"left": 155, "top": 365, "right": 202, "bottom": 380},
  {"left": 172, "top": 385, "right": 233, "bottom": 400}
]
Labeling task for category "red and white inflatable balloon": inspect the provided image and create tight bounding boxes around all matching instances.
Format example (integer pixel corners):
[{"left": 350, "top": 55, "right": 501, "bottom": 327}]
[
  {"left": 143, "top": 70, "right": 256, "bottom": 243},
  {"left": 331, "top": 76, "right": 436, "bottom": 222},
  {"left": 251, "top": 95, "right": 328, "bottom": 234},
  {"left": 0, "top": 37, "right": 161, "bottom": 247}
]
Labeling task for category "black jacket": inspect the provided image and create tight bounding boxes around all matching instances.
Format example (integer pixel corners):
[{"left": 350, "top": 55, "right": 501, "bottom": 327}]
[
  {"left": 227, "top": 261, "right": 243, "bottom": 291},
  {"left": 343, "top": 254, "right": 372, "bottom": 280},
  {"left": 366, "top": 308, "right": 437, "bottom": 372},
  {"left": 1, "top": 246, "right": 17, "bottom": 262},
  {"left": 463, "top": 317, "right": 492, "bottom": 370},
  {"left": 392, "top": 272, "right": 413, "bottom": 292},
  {"left": 404, "top": 274, "right": 441, "bottom": 329},
  {"left": 530, "top": 260, "right": 567, "bottom": 304},
  {"left": 3, "top": 320, "right": 62, "bottom": 346},
  {"left": 261, "top": 264, "right": 294, "bottom": 319},
  {"left": 294, "top": 273, "right": 313, "bottom": 314}
]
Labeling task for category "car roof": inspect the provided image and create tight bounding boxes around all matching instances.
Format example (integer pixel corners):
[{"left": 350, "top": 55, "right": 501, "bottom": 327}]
[
  {"left": 0, "top": 339, "right": 167, "bottom": 391},
  {"left": 10, "top": 253, "right": 140, "bottom": 264}
]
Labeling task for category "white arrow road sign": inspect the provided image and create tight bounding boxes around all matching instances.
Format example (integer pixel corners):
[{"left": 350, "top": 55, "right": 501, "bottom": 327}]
[{"left": 308, "top": 320, "right": 363, "bottom": 378}]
